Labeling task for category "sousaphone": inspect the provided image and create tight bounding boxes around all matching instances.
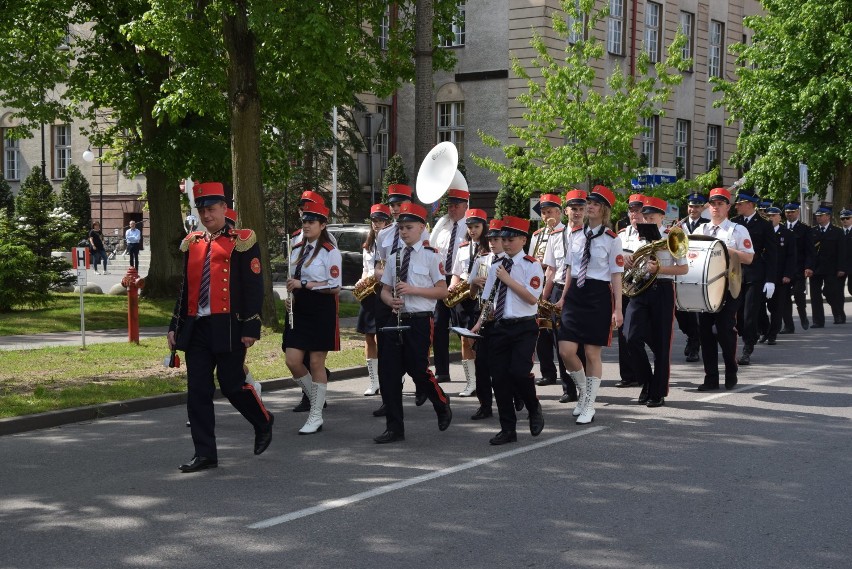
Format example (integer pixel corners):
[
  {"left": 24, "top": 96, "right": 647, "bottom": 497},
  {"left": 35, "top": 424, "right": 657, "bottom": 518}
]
[{"left": 416, "top": 141, "right": 468, "bottom": 205}]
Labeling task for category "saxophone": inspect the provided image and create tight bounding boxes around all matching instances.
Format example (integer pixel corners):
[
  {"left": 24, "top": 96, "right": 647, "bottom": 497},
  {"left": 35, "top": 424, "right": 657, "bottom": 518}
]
[
  {"left": 474, "top": 261, "right": 503, "bottom": 327},
  {"left": 354, "top": 259, "right": 384, "bottom": 301}
]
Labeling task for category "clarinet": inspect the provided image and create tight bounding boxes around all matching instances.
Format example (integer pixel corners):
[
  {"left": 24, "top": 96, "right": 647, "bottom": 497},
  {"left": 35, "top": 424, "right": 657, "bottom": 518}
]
[
  {"left": 379, "top": 246, "right": 411, "bottom": 343},
  {"left": 286, "top": 235, "right": 295, "bottom": 329}
]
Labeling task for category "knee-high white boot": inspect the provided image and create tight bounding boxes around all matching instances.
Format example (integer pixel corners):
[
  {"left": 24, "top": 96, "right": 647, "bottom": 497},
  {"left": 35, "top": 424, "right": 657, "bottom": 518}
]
[
  {"left": 299, "top": 382, "right": 327, "bottom": 434},
  {"left": 364, "top": 358, "right": 380, "bottom": 396},
  {"left": 294, "top": 373, "right": 313, "bottom": 402},
  {"left": 569, "top": 369, "right": 587, "bottom": 417},
  {"left": 576, "top": 376, "right": 600, "bottom": 425},
  {"left": 459, "top": 359, "right": 477, "bottom": 396}
]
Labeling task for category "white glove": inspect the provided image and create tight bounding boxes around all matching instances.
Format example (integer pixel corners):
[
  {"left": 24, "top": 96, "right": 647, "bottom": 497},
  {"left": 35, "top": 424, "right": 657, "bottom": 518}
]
[{"left": 763, "top": 282, "right": 775, "bottom": 299}]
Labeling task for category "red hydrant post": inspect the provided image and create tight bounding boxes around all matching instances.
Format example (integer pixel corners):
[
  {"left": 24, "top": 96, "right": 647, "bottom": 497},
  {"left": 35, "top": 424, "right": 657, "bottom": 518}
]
[{"left": 122, "top": 267, "right": 145, "bottom": 344}]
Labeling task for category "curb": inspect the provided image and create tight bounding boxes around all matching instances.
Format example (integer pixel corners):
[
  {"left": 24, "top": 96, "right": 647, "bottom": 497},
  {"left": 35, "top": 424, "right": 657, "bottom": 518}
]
[{"left": 0, "top": 353, "right": 461, "bottom": 437}]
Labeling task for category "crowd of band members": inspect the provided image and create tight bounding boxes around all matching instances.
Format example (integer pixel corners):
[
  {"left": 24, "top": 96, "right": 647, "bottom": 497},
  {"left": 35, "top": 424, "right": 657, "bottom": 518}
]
[{"left": 168, "top": 180, "right": 851, "bottom": 471}]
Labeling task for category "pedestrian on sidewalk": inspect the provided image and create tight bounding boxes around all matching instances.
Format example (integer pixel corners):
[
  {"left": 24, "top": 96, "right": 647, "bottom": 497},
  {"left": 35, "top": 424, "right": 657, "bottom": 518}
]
[
  {"left": 125, "top": 221, "right": 141, "bottom": 268},
  {"left": 88, "top": 221, "right": 108, "bottom": 274}
]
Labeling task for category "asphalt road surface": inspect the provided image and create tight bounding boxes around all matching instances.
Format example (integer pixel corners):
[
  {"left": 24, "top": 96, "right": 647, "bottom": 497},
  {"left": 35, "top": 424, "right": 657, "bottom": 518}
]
[{"left": 2, "top": 311, "right": 851, "bottom": 569}]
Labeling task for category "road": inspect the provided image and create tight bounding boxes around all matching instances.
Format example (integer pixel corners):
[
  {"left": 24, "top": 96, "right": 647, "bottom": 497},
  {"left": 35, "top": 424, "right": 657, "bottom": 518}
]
[{"left": 1, "top": 309, "right": 851, "bottom": 568}]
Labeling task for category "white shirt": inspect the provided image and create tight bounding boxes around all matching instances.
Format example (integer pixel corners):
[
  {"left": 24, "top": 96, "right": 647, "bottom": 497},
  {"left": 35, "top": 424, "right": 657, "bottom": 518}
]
[
  {"left": 633, "top": 225, "right": 688, "bottom": 280},
  {"left": 376, "top": 222, "right": 430, "bottom": 263},
  {"left": 564, "top": 225, "right": 625, "bottom": 282},
  {"left": 481, "top": 250, "right": 544, "bottom": 319},
  {"left": 429, "top": 215, "right": 466, "bottom": 269},
  {"left": 125, "top": 227, "right": 141, "bottom": 244},
  {"left": 289, "top": 239, "right": 343, "bottom": 290},
  {"left": 380, "top": 241, "right": 445, "bottom": 313},
  {"left": 362, "top": 242, "right": 380, "bottom": 277},
  {"left": 619, "top": 225, "right": 645, "bottom": 254},
  {"left": 451, "top": 240, "right": 485, "bottom": 279},
  {"left": 694, "top": 219, "right": 755, "bottom": 254},
  {"left": 542, "top": 223, "right": 569, "bottom": 283}
]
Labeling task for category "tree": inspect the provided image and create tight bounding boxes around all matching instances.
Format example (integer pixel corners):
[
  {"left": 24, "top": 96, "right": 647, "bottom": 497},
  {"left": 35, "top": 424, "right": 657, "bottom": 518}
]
[
  {"left": 474, "top": 0, "right": 689, "bottom": 202},
  {"left": 0, "top": 215, "right": 51, "bottom": 312},
  {"left": 381, "top": 154, "right": 410, "bottom": 205},
  {"left": 0, "top": 178, "right": 13, "bottom": 219},
  {"left": 714, "top": 0, "right": 852, "bottom": 218},
  {"left": 494, "top": 148, "right": 534, "bottom": 219},
  {"left": 59, "top": 164, "right": 92, "bottom": 234}
]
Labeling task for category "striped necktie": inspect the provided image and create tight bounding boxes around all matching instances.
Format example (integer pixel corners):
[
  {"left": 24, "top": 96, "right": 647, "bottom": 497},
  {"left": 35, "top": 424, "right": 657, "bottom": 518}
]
[
  {"left": 391, "top": 225, "right": 400, "bottom": 254},
  {"left": 446, "top": 221, "right": 458, "bottom": 270},
  {"left": 199, "top": 239, "right": 212, "bottom": 310},
  {"left": 493, "top": 257, "right": 514, "bottom": 320},
  {"left": 294, "top": 244, "right": 313, "bottom": 279},
  {"left": 576, "top": 230, "right": 593, "bottom": 288},
  {"left": 399, "top": 246, "right": 413, "bottom": 282}
]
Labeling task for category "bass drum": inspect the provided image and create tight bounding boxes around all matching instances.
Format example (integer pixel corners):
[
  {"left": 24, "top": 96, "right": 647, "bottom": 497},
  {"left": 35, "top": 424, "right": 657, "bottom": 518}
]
[{"left": 675, "top": 235, "right": 729, "bottom": 313}]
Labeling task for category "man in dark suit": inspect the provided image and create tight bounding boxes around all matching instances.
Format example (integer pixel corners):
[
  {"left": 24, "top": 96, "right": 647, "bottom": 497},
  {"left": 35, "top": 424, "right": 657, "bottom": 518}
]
[
  {"left": 732, "top": 189, "right": 778, "bottom": 365},
  {"left": 841, "top": 209, "right": 852, "bottom": 298},
  {"left": 805, "top": 206, "right": 847, "bottom": 326},
  {"left": 676, "top": 192, "right": 708, "bottom": 362},
  {"left": 781, "top": 202, "right": 813, "bottom": 333},
  {"left": 764, "top": 207, "right": 797, "bottom": 344}
]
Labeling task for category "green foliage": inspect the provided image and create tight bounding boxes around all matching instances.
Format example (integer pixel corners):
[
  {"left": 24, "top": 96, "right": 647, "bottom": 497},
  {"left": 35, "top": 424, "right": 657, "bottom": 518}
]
[
  {"left": 59, "top": 164, "right": 92, "bottom": 233},
  {"left": 0, "top": 215, "right": 52, "bottom": 312},
  {"left": 473, "top": 0, "right": 690, "bottom": 205},
  {"left": 380, "top": 153, "right": 410, "bottom": 205},
  {"left": 0, "top": 178, "right": 14, "bottom": 219},
  {"left": 714, "top": 0, "right": 852, "bottom": 207},
  {"left": 494, "top": 148, "right": 534, "bottom": 219}
]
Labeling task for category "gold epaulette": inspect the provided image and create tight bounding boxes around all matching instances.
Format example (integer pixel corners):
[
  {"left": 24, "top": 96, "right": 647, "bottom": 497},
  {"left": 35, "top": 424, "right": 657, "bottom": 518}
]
[
  {"left": 180, "top": 232, "right": 205, "bottom": 252},
  {"left": 234, "top": 229, "right": 257, "bottom": 252}
]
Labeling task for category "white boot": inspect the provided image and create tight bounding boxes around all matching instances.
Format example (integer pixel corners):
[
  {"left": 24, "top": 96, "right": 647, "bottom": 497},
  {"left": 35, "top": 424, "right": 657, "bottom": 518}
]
[
  {"left": 364, "top": 358, "right": 380, "bottom": 396},
  {"left": 245, "top": 370, "right": 262, "bottom": 400},
  {"left": 294, "top": 373, "right": 313, "bottom": 404},
  {"left": 569, "top": 369, "right": 587, "bottom": 417},
  {"left": 299, "top": 382, "right": 327, "bottom": 434},
  {"left": 459, "top": 359, "right": 477, "bottom": 396},
  {"left": 576, "top": 376, "right": 600, "bottom": 425}
]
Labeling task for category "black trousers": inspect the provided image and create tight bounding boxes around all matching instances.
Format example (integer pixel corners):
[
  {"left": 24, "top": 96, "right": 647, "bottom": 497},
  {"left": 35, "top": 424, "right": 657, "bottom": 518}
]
[
  {"left": 486, "top": 319, "right": 540, "bottom": 433},
  {"left": 699, "top": 293, "right": 741, "bottom": 387},
  {"left": 536, "top": 284, "right": 568, "bottom": 380},
  {"left": 767, "top": 282, "right": 792, "bottom": 339},
  {"left": 737, "top": 281, "right": 763, "bottom": 346},
  {"left": 185, "top": 318, "right": 270, "bottom": 459},
  {"left": 675, "top": 310, "right": 700, "bottom": 348},
  {"left": 378, "top": 316, "right": 448, "bottom": 435},
  {"left": 127, "top": 242, "right": 140, "bottom": 268},
  {"left": 783, "top": 277, "right": 809, "bottom": 330},
  {"left": 432, "top": 276, "right": 453, "bottom": 376},
  {"left": 474, "top": 334, "right": 493, "bottom": 410},
  {"left": 623, "top": 280, "right": 675, "bottom": 400},
  {"left": 617, "top": 295, "right": 636, "bottom": 382},
  {"left": 810, "top": 274, "right": 844, "bottom": 325}
]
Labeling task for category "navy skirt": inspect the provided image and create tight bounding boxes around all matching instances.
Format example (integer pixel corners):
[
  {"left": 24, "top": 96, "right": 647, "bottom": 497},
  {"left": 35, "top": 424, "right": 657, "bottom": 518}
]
[
  {"left": 557, "top": 279, "right": 614, "bottom": 347},
  {"left": 283, "top": 288, "right": 339, "bottom": 352},
  {"left": 356, "top": 293, "right": 378, "bottom": 334}
]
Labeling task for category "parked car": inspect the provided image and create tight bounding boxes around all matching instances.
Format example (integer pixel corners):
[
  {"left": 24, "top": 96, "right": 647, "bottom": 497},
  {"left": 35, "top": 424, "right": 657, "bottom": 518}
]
[{"left": 327, "top": 223, "right": 369, "bottom": 288}]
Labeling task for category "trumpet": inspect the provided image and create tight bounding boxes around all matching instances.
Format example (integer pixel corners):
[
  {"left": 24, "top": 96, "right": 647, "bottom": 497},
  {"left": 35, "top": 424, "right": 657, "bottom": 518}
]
[
  {"left": 622, "top": 227, "right": 688, "bottom": 297},
  {"left": 532, "top": 218, "right": 556, "bottom": 262}
]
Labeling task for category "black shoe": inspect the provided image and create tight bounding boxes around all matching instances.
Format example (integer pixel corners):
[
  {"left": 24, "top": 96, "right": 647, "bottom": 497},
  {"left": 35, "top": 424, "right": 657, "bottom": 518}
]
[
  {"left": 489, "top": 430, "right": 518, "bottom": 445},
  {"left": 415, "top": 393, "right": 428, "bottom": 406},
  {"left": 514, "top": 397, "right": 525, "bottom": 412},
  {"left": 254, "top": 414, "right": 274, "bottom": 455},
  {"left": 528, "top": 403, "right": 544, "bottom": 436},
  {"left": 293, "top": 392, "right": 325, "bottom": 412},
  {"left": 834, "top": 318, "right": 845, "bottom": 325},
  {"left": 685, "top": 351, "right": 700, "bottom": 362},
  {"left": 186, "top": 420, "right": 191, "bottom": 427},
  {"left": 374, "top": 430, "right": 405, "bottom": 444},
  {"left": 697, "top": 383, "right": 720, "bottom": 392},
  {"left": 470, "top": 407, "right": 493, "bottom": 420},
  {"left": 646, "top": 398, "right": 665, "bottom": 408},
  {"left": 758, "top": 335, "right": 768, "bottom": 344},
  {"left": 738, "top": 352, "right": 751, "bottom": 365},
  {"left": 767, "top": 337, "right": 777, "bottom": 345},
  {"left": 614, "top": 379, "right": 640, "bottom": 388},
  {"left": 436, "top": 400, "right": 452, "bottom": 431},
  {"left": 558, "top": 391, "right": 578, "bottom": 404},
  {"left": 801, "top": 318, "right": 810, "bottom": 330},
  {"left": 179, "top": 456, "right": 218, "bottom": 473},
  {"left": 372, "top": 403, "right": 387, "bottom": 417},
  {"left": 637, "top": 384, "right": 650, "bottom": 404},
  {"left": 535, "top": 376, "right": 556, "bottom": 386},
  {"left": 811, "top": 323, "right": 824, "bottom": 328},
  {"left": 725, "top": 379, "right": 738, "bottom": 390},
  {"left": 436, "top": 374, "right": 451, "bottom": 383},
  {"left": 779, "top": 328, "right": 794, "bottom": 334}
]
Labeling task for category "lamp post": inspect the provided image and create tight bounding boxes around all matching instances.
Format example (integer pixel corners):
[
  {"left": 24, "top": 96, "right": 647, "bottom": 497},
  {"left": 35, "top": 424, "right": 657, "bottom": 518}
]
[{"left": 82, "top": 146, "right": 103, "bottom": 227}]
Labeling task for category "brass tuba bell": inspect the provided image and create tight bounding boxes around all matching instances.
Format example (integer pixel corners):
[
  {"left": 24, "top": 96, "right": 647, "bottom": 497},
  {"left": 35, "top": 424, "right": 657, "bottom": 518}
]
[{"left": 622, "top": 227, "right": 688, "bottom": 298}]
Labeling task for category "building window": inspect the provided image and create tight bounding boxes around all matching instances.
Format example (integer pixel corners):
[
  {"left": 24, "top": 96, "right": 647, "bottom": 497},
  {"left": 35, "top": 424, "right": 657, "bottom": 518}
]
[
  {"left": 706, "top": 124, "right": 721, "bottom": 170},
  {"left": 53, "top": 124, "right": 71, "bottom": 179},
  {"left": 379, "top": 7, "right": 390, "bottom": 50},
  {"left": 640, "top": 115, "right": 658, "bottom": 168},
  {"left": 376, "top": 104, "right": 390, "bottom": 170},
  {"left": 674, "top": 119, "right": 691, "bottom": 179},
  {"left": 607, "top": 0, "right": 625, "bottom": 56},
  {"left": 437, "top": 102, "right": 464, "bottom": 158},
  {"left": 567, "top": 0, "right": 585, "bottom": 44},
  {"left": 680, "top": 11, "right": 694, "bottom": 71},
  {"left": 644, "top": 2, "right": 662, "bottom": 63},
  {"left": 442, "top": 4, "right": 465, "bottom": 47},
  {"left": 709, "top": 20, "right": 724, "bottom": 78},
  {"left": 2, "top": 131, "right": 20, "bottom": 181}
]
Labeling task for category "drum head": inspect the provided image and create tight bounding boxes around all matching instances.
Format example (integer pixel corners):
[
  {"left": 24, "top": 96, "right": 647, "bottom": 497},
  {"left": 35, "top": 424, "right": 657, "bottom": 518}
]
[{"left": 727, "top": 249, "right": 743, "bottom": 299}]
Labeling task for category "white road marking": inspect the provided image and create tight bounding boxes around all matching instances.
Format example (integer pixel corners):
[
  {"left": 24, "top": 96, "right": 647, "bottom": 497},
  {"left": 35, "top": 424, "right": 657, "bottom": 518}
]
[
  {"left": 248, "top": 426, "right": 607, "bottom": 529},
  {"left": 697, "top": 364, "right": 832, "bottom": 402}
]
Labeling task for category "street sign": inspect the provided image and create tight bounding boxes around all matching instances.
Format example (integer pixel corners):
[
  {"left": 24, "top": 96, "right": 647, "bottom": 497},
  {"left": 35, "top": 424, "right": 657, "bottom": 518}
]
[
  {"left": 76, "top": 269, "right": 87, "bottom": 287},
  {"left": 71, "top": 247, "right": 91, "bottom": 270},
  {"left": 530, "top": 198, "right": 542, "bottom": 220}
]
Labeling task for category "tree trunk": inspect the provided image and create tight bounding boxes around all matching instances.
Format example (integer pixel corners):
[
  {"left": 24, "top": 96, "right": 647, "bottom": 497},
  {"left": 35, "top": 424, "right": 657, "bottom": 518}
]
[
  {"left": 834, "top": 160, "right": 852, "bottom": 224},
  {"left": 223, "top": 1, "right": 278, "bottom": 328},
  {"left": 414, "top": 0, "right": 435, "bottom": 176},
  {"left": 142, "top": 167, "right": 185, "bottom": 298}
]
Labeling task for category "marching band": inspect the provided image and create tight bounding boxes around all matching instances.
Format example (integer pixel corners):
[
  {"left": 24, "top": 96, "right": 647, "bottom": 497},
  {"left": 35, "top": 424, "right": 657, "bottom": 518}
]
[{"left": 171, "top": 159, "right": 849, "bottom": 469}]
